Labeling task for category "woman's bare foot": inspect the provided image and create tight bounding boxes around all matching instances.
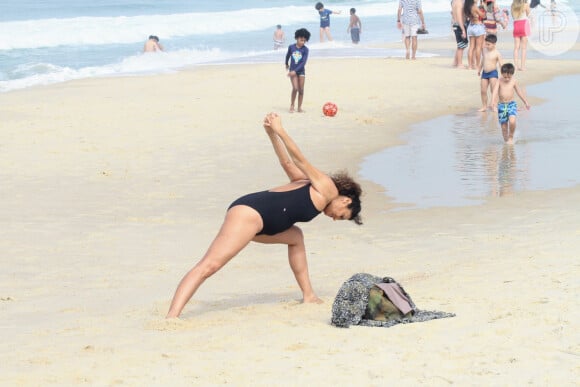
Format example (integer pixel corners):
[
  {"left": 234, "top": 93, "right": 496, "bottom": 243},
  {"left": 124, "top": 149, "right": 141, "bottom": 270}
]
[
  {"left": 289, "top": 105, "right": 295, "bottom": 113},
  {"left": 297, "top": 108, "right": 305, "bottom": 113},
  {"left": 478, "top": 106, "right": 488, "bottom": 112},
  {"left": 303, "top": 294, "right": 323, "bottom": 304}
]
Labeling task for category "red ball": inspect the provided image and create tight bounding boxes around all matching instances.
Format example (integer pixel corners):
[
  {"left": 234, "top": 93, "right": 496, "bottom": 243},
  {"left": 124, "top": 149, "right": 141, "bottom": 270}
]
[{"left": 322, "top": 102, "right": 338, "bottom": 117}]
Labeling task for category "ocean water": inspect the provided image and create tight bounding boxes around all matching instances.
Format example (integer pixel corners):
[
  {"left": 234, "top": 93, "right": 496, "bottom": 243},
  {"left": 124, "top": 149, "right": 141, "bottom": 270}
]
[
  {"left": 0, "top": 0, "right": 483, "bottom": 92},
  {"left": 360, "top": 74, "right": 580, "bottom": 210}
]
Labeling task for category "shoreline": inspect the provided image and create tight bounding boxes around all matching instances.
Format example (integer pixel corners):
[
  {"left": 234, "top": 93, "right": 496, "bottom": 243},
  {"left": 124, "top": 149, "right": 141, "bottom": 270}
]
[
  {"left": 1, "top": 46, "right": 579, "bottom": 385},
  {"left": 3, "top": 33, "right": 580, "bottom": 93}
]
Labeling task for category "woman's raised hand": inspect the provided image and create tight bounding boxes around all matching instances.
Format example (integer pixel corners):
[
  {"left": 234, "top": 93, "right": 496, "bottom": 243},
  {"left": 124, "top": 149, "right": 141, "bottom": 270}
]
[
  {"left": 263, "top": 114, "right": 275, "bottom": 134},
  {"left": 263, "top": 112, "right": 284, "bottom": 134}
]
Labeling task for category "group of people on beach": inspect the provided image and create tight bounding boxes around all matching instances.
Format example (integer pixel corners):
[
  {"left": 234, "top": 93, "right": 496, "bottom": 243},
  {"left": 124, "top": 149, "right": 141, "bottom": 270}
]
[
  {"left": 452, "top": 0, "right": 534, "bottom": 143},
  {"left": 453, "top": 0, "right": 531, "bottom": 71},
  {"left": 273, "top": 2, "right": 362, "bottom": 50},
  {"left": 165, "top": 1, "right": 546, "bottom": 318}
]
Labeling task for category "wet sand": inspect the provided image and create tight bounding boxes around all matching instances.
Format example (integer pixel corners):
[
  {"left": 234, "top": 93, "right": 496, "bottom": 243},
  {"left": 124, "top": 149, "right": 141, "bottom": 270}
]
[{"left": 361, "top": 74, "right": 580, "bottom": 209}]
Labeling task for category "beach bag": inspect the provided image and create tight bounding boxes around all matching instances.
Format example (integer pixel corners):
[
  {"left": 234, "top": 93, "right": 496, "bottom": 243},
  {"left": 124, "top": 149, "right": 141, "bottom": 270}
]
[
  {"left": 331, "top": 273, "right": 455, "bottom": 328},
  {"left": 364, "top": 284, "right": 413, "bottom": 321}
]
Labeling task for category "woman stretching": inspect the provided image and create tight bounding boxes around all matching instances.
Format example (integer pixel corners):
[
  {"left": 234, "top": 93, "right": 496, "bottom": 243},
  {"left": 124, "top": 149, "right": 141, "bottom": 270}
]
[{"left": 166, "top": 113, "right": 363, "bottom": 318}]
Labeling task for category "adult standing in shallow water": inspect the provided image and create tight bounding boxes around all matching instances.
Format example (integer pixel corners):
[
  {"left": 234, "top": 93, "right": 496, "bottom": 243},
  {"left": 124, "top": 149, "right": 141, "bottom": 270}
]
[
  {"left": 347, "top": 8, "right": 362, "bottom": 44},
  {"left": 273, "top": 24, "right": 286, "bottom": 50},
  {"left": 166, "top": 113, "right": 362, "bottom": 318}
]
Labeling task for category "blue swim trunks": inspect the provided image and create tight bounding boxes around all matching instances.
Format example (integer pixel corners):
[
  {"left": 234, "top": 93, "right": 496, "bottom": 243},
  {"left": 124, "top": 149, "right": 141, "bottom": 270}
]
[
  {"left": 481, "top": 69, "right": 498, "bottom": 79},
  {"left": 497, "top": 101, "right": 517, "bottom": 124}
]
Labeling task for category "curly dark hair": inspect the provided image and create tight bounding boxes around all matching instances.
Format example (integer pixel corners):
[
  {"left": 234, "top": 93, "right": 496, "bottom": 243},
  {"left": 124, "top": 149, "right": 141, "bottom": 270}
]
[
  {"left": 331, "top": 171, "right": 362, "bottom": 225},
  {"left": 294, "top": 28, "right": 311, "bottom": 41}
]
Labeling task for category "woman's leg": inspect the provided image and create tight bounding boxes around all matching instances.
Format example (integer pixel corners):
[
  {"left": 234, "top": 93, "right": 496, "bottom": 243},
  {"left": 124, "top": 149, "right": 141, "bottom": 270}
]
[
  {"left": 254, "top": 226, "right": 321, "bottom": 303},
  {"left": 514, "top": 37, "right": 521, "bottom": 70},
  {"left": 166, "top": 206, "right": 262, "bottom": 318},
  {"left": 475, "top": 35, "right": 484, "bottom": 69},
  {"left": 520, "top": 37, "right": 528, "bottom": 70},
  {"left": 468, "top": 36, "right": 475, "bottom": 68}
]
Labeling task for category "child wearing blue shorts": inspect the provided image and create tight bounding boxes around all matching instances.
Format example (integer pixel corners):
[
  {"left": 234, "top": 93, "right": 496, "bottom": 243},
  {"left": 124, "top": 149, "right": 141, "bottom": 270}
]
[{"left": 492, "top": 63, "right": 531, "bottom": 144}]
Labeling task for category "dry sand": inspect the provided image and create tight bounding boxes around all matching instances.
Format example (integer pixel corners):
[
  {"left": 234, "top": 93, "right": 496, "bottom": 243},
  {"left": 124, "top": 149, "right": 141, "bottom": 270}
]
[{"left": 1, "top": 37, "right": 579, "bottom": 385}]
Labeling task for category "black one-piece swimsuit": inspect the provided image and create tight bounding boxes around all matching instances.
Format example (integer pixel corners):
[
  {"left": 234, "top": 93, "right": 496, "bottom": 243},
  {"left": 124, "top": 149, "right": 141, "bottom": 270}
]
[{"left": 228, "top": 183, "right": 321, "bottom": 235}]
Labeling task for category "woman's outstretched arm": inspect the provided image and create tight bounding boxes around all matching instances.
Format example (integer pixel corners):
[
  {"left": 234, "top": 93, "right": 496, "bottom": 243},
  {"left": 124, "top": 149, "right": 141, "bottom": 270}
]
[
  {"left": 264, "top": 119, "right": 307, "bottom": 182},
  {"left": 263, "top": 113, "right": 338, "bottom": 200}
]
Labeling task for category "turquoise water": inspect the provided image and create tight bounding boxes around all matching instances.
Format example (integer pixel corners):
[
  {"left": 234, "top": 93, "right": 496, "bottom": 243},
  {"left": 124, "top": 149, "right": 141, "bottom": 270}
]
[{"left": 360, "top": 74, "right": 580, "bottom": 210}]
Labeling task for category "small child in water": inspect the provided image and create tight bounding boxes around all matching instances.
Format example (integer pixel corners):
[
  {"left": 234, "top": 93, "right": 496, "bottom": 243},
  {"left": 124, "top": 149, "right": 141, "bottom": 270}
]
[{"left": 492, "top": 63, "right": 531, "bottom": 144}]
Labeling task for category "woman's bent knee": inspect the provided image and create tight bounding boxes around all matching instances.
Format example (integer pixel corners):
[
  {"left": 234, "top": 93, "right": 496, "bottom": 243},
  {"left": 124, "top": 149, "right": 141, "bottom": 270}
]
[{"left": 196, "top": 259, "right": 224, "bottom": 279}]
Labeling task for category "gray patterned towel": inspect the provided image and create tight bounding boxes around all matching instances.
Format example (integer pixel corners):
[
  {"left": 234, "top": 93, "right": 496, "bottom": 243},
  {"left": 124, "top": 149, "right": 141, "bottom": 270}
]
[{"left": 331, "top": 273, "right": 455, "bottom": 328}]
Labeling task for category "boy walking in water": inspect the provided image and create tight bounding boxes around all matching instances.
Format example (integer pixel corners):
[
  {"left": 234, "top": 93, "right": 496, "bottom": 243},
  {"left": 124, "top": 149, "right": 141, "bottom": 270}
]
[
  {"left": 492, "top": 63, "right": 531, "bottom": 144},
  {"left": 478, "top": 34, "right": 502, "bottom": 112},
  {"left": 315, "top": 2, "right": 341, "bottom": 42},
  {"left": 347, "top": 8, "right": 362, "bottom": 44},
  {"left": 285, "top": 28, "right": 311, "bottom": 113}
]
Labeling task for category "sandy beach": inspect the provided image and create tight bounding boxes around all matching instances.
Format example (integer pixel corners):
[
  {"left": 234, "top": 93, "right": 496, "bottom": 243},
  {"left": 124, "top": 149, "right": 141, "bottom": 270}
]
[{"left": 1, "top": 36, "right": 579, "bottom": 385}]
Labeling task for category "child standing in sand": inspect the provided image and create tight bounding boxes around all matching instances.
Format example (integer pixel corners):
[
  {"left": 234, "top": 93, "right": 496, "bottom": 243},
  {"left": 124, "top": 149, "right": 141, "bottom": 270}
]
[
  {"left": 492, "top": 63, "right": 530, "bottom": 144},
  {"left": 478, "top": 34, "right": 503, "bottom": 112},
  {"left": 285, "top": 28, "right": 310, "bottom": 113}
]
